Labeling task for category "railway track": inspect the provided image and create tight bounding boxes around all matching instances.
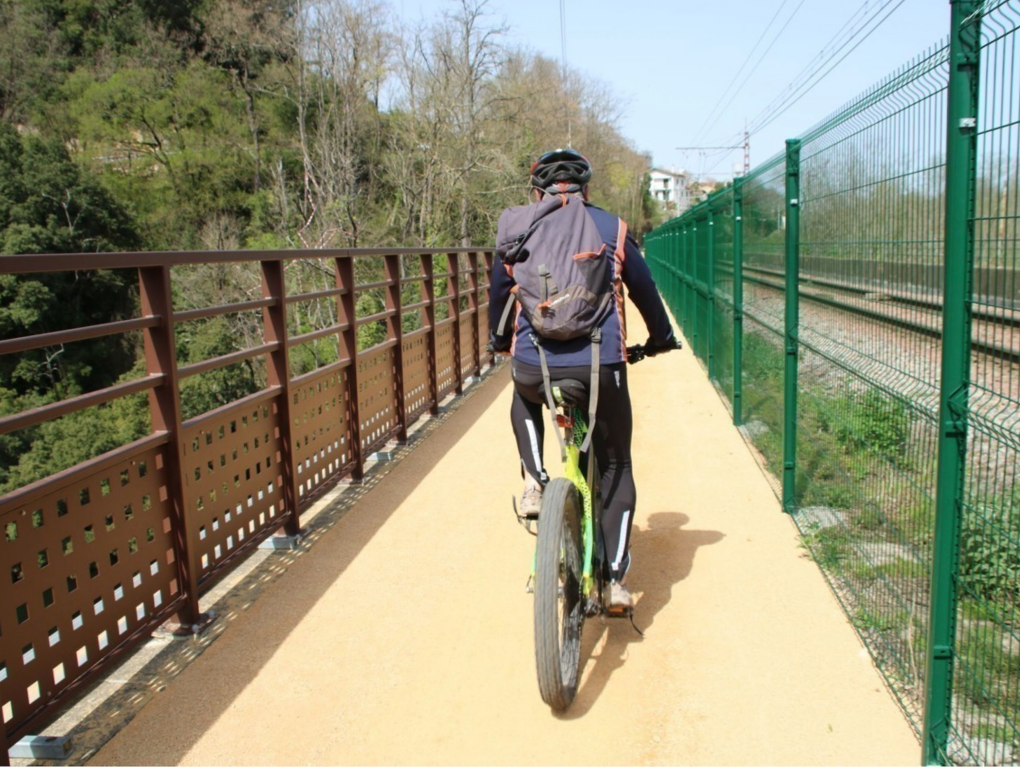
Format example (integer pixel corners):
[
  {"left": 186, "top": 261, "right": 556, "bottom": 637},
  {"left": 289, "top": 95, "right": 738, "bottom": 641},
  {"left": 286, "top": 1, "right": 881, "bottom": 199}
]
[{"left": 717, "top": 262, "right": 1020, "bottom": 365}]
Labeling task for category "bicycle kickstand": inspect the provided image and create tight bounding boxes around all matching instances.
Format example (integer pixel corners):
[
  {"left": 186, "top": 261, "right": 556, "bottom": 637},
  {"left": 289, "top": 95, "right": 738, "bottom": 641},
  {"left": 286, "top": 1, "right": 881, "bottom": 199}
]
[{"left": 627, "top": 610, "right": 645, "bottom": 637}]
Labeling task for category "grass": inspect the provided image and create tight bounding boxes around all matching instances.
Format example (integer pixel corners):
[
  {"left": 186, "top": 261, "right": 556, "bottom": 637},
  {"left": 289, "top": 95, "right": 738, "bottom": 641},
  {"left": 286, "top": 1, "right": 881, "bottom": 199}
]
[{"left": 721, "top": 322, "right": 1019, "bottom": 755}]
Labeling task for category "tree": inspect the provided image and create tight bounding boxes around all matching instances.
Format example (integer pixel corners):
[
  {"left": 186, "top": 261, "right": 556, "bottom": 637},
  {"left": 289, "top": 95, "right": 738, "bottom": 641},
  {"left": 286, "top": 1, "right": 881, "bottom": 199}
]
[
  {"left": 0, "top": 120, "right": 140, "bottom": 391},
  {"left": 302, "top": 0, "right": 393, "bottom": 247},
  {"left": 0, "top": 121, "right": 143, "bottom": 491},
  {"left": 0, "top": 1, "right": 64, "bottom": 124},
  {"left": 203, "top": 0, "right": 299, "bottom": 193}
]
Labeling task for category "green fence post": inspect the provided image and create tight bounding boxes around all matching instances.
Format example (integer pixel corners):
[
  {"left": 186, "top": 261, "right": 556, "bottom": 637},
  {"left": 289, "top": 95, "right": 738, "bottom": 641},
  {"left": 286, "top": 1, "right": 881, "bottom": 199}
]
[
  {"left": 693, "top": 216, "right": 701, "bottom": 359},
  {"left": 667, "top": 228, "right": 675, "bottom": 311},
  {"left": 685, "top": 222, "right": 694, "bottom": 343},
  {"left": 782, "top": 139, "right": 801, "bottom": 514},
  {"left": 707, "top": 205, "right": 716, "bottom": 380},
  {"left": 732, "top": 177, "right": 744, "bottom": 427},
  {"left": 673, "top": 223, "right": 681, "bottom": 312},
  {"left": 923, "top": 1, "right": 979, "bottom": 762}
]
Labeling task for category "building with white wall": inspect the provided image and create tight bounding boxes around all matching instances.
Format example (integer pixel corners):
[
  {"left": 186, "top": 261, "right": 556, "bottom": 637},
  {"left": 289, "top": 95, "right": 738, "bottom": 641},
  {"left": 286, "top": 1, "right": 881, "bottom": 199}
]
[{"left": 648, "top": 168, "right": 692, "bottom": 216}]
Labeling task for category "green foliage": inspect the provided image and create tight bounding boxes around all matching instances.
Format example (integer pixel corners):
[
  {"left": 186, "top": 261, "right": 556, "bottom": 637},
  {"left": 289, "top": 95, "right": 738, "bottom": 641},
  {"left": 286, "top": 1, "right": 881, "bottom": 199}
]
[
  {"left": 356, "top": 292, "right": 387, "bottom": 350},
  {"left": 0, "top": 120, "right": 142, "bottom": 490},
  {"left": 955, "top": 615, "right": 1020, "bottom": 710},
  {"left": 742, "top": 329, "right": 785, "bottom": 385},
  {"left": 824, "top": 389, "right": 913, "bottom": 468},
  {"left": 743, "top": 186, "right": 784, "bottom": 242},
  {"left": 177, "top": 318, "right": 260, "bottom": 421},
  {"left": 0, "top": 359, "right": 150, "bottom": 493},
  {"left": 739, "top": 330, "right": 786, "bottom": 478},
  {"left": 959, "top": 491, "right": 1020, "bottom": 607},
  {"left": 0, "top": 394, "right": 147, "bottom": 493},
  {"left": 806, "top": 525, "right": 851, "bottom": 571},
  {"left": 0, "top": 121, "right": 139, "bottom": 253}
]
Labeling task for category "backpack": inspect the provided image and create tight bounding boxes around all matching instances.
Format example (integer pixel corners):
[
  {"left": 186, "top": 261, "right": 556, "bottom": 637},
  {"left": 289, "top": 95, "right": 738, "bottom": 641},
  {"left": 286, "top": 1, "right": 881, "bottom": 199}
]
[
  {"left": 495, "top": 194, "right": 619, "bottom": 456},
  {"left": 495, "top": 194, "right": 615, "bottom": 342}
]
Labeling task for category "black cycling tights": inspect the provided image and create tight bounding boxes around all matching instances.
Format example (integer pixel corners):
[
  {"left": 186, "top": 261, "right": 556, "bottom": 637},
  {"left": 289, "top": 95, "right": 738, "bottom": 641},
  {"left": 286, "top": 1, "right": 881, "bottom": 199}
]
[{"left": 510, "top": 359, "right": 635, "bottom": 581}]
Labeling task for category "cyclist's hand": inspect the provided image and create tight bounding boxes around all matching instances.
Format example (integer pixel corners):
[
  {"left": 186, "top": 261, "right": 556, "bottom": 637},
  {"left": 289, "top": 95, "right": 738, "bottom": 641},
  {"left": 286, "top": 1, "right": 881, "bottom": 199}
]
[
  {"left": 644, "top": 335, "right": 682, "bottom": 357},
  {"left": 487, "top": 336, "right": 512, "bottom": 356},
  {"left": 626, "top": 345, "right": 647, "bottom": 364}
]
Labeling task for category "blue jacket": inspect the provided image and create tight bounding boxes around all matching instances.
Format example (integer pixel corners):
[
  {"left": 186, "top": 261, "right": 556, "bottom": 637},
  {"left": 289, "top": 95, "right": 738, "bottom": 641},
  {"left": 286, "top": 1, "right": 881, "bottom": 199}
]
[{"left": 489, "top": 201, "right": 674, "bottom": 367}]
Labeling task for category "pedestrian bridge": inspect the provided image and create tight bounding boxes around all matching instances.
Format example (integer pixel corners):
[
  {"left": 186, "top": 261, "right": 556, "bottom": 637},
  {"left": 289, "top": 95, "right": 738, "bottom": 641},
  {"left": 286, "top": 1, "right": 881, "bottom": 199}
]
[
  {"left": 5, "top": 3, "right": 1020, "bottom": 763},
  {"left": 0, "top": 246, "right": 918, "bottom": 763}
]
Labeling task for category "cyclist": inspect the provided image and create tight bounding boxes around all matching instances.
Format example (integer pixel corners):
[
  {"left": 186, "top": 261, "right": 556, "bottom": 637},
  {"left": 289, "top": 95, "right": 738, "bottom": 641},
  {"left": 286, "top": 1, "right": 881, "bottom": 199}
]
[{"left": 489, "top": 148, "right": 680, "bottom": 611}]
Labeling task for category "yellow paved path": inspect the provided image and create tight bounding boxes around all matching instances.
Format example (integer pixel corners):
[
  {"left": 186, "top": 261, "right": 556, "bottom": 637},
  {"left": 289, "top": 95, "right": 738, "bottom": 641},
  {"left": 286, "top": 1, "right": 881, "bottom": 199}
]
[{"left": 89, "top": 310, "right": 920, "bottom": 766}]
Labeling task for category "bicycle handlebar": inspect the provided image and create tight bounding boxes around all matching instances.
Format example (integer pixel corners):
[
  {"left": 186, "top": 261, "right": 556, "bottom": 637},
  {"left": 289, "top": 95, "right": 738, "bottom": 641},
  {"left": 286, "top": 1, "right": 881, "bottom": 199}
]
[
  {"left": 626, "top": 345, "right": 648, "bottom": 364},
  {"left": 626, "top": 337, "right": 682, "bottom": 364}
]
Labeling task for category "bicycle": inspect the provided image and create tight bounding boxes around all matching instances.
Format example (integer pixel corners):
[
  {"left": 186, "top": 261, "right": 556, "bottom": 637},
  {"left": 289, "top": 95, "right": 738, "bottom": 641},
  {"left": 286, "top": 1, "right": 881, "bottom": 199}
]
[{"left": 514, "top": 341, "right": 676, "bottom": 711}]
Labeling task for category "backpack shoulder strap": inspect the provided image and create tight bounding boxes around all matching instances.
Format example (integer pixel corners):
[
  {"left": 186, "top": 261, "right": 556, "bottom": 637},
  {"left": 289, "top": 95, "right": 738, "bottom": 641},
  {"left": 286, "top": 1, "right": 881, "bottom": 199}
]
[{"left": 579, "top": 327, "right": 600, "bottom": 455}]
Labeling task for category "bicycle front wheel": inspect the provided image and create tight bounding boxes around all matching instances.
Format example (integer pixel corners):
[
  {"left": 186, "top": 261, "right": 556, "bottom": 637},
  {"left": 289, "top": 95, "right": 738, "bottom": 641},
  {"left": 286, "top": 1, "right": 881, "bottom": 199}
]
[{"left": 534, "top": 478, "right": 584, "bottom": 711}]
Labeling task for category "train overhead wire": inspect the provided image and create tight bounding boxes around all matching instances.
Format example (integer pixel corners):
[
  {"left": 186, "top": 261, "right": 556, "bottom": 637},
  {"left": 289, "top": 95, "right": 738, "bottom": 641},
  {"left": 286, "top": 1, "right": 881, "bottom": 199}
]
[
  {"left": 746, "top": 0, "right": 909, "bottom": 138},
  {"left": 688, "top": 0, "right": 791, "bottom": 146},
  {"left": 693, "top": 0, "right": 808, "bottom": 147}
]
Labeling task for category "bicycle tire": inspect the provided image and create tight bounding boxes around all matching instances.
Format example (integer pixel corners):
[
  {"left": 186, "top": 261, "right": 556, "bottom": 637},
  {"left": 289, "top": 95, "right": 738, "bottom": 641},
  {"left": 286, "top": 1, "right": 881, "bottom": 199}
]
[{"left": 534, "top": 478, "right": 584, "bottom": 711}]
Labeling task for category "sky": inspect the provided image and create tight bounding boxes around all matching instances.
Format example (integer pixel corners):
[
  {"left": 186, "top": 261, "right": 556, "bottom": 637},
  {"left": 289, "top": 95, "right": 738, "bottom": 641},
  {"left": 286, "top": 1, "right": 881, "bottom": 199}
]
[{"left": 394, "top": 0, "right": 951, "bottom": 180}]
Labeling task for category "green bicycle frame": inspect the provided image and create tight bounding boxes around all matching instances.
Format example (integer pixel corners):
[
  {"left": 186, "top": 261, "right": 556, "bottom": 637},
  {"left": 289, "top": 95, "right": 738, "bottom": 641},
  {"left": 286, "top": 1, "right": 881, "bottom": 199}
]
[
  {"left": 563, "top": 407, "right": 596, "bottom": 597},
  {"left": 528, "top": 404, "right": 597, "bottom": 597}
]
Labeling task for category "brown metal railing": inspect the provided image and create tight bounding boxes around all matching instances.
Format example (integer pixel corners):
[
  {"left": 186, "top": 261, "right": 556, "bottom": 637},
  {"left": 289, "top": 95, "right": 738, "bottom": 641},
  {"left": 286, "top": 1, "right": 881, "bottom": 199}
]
[{"left": 0, "top": 247, "right": 494, "bottom": 761}]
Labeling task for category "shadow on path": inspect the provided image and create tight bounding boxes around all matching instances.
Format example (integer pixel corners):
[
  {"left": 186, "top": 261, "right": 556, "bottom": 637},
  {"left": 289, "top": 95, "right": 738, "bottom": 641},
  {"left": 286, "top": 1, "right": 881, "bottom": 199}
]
[{"left": 560, "top": 511, "right": 724, "bottom": 718}]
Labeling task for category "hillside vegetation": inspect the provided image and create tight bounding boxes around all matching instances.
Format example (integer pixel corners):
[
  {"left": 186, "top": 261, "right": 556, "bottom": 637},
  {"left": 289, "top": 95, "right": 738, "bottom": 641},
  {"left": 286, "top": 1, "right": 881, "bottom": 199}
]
[{"left": 0, "top": 0, "right": 663, "bottom": 492}]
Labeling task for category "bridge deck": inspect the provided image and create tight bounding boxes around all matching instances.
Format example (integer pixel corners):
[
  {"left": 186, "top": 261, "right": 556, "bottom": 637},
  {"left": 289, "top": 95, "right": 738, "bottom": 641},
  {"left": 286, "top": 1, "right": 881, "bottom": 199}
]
[{"left": 85, "top": 313, "right": 919, "bottom": 766}]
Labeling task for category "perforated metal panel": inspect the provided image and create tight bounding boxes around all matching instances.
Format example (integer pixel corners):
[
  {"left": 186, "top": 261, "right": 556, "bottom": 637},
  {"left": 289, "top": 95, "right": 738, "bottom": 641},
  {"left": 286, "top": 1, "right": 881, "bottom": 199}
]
[
  {"left": 0, "top": 439, "right": 182, "bottom": 736},
  {"left": 181, "top": 395, "right": 287, "bottom": 585},
  {"left": 357, "top": 347, "right": 398, "bottom": 455},
  {"left": 435, "top": 322, "right": 457, "bottom": 399},
  {"left": 292, "top": 367, "right": 353, "bottom": 504},
  {"left": 402, "top": 332, "right": 431, "bottom": 423}
]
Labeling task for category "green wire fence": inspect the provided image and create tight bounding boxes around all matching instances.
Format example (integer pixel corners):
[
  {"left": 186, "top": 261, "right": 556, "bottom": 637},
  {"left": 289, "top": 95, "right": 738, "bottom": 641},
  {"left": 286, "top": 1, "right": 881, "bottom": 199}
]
[{"left": 646, "top": 2, "right": 1019, "bottom": 764}]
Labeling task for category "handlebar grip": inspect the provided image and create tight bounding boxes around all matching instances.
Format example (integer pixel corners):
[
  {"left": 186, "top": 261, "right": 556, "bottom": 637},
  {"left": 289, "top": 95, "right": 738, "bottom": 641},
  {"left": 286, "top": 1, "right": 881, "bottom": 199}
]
[{"left": 626, "top": 345, "right": 647, "bottom": 364}]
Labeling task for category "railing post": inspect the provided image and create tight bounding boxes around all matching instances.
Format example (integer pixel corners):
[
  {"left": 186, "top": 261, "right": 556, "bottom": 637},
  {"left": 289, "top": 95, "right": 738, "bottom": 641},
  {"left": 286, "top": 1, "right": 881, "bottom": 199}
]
[
  {"left": 335, "top": 256, "right": 364, "bottom": 482},
  {"left": 138, "top": 266, "right": 199, "bottom": 625},
  {"left": 707, "top": 206, "right": 716, "bottom": 380},
  {"left": 782, "top": 138, "right": 801, "bottom": 514},
  {"left": 448, "top": 253, "right": 463, "bottom": 395},
  {"left": 422, "top": 254, "right": 440, "bottom": 414},
  {"left": 468, "top": 252, "right": 481, "bottom": 377},
  {"left": 261, "top": 260, "right": 301, "bottom": 536},
  {"left": 384, "top": 254, "right": 408, "bottom": 442},
  {"left": 923, "top": 1, "right": 979, "bottom": 762},
  {"left": 483, "top": 251, "right": 495, "bottom": 369},
  {"left": 733, "top": 177, "right": 745, "bottom": 427}
]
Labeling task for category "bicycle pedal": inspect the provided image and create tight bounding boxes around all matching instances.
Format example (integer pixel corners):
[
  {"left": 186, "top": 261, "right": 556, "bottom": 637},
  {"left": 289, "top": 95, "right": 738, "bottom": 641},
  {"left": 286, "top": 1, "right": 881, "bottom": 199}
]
[{"left": 602, "top": 606, "right": 644, "bottom": 636}]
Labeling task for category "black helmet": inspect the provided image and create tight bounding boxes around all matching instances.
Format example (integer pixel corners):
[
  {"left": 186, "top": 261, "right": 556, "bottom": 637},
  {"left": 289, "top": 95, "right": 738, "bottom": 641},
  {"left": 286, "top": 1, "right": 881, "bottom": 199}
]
[{"left": 530, "top": 148, "right": 592, "bottom": 195}]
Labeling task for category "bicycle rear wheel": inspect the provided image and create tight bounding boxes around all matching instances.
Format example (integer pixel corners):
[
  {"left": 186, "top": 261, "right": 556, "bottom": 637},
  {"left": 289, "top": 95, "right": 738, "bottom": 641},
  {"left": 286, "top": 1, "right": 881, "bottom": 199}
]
[{"left": 534, "top": 478, "right": 584, "bottom": 710}]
